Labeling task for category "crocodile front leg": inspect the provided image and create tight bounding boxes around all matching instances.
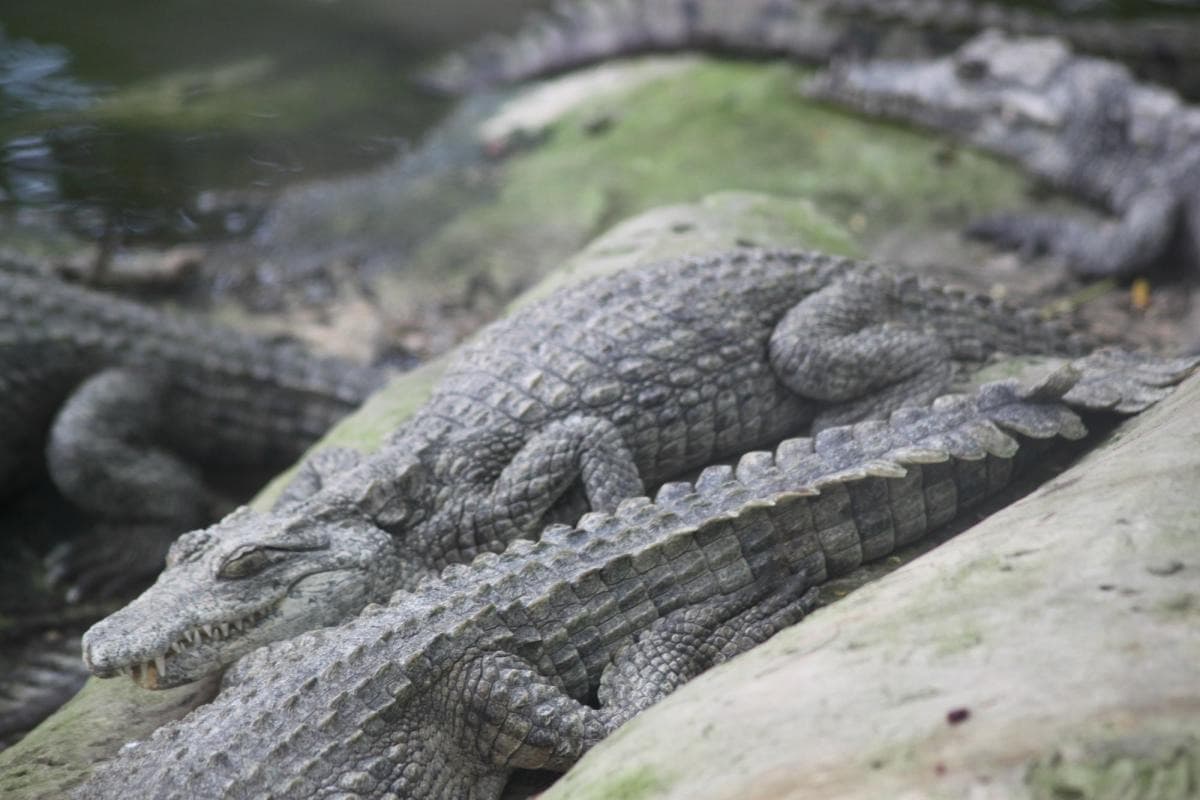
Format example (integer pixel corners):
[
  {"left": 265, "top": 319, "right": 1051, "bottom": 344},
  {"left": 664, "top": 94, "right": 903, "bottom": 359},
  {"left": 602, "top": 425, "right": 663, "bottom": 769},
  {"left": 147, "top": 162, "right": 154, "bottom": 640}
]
[
  {"left": 429, "top": 575, "right": 817, "bottom": 797},
  {"left": 431, "top": 415, "right": 644, "bottom": 562},
  {"left": 967, "top": 188, "right": 1180, "bottom": 279},
  {"left": 44, "top": 369, "right": 224, "bottom": 598}
]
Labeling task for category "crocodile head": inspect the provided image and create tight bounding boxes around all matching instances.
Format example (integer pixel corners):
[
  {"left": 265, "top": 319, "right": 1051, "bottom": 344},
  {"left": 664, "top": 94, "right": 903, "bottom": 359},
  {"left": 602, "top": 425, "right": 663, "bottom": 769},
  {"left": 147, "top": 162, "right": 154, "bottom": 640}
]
[
  {"left": 80, "top": 500, "right": 415, "bottom": 689},
  {"left": 807, "top": 31, "right": 1092, "bottom": 168}
]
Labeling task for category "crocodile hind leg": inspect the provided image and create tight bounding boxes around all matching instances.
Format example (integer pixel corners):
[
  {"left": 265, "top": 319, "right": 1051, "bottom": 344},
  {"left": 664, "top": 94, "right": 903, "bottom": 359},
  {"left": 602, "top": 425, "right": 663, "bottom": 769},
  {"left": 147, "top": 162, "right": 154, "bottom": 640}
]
[
  {"left": 442, "top": 575, "right": 818, "bottom": 783},
  {"left": 597, "top": 574, "right": 819, "bottom": 726},
  {"left": 768, "top": 273, "right": 957, "bottom": 430},
  {"left": 44, "top": 369, "right": 224, "bottom": 599},
  {"left": 967, "top": 188, "right": 1178, "bottom": 279}
]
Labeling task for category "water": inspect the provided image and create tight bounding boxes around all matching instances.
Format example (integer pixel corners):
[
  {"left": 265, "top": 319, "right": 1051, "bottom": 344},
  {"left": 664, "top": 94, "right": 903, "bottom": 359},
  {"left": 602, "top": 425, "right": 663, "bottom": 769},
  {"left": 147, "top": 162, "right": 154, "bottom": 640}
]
[{"left": 0, "top": 0, "right": 454, "bottom": 244}]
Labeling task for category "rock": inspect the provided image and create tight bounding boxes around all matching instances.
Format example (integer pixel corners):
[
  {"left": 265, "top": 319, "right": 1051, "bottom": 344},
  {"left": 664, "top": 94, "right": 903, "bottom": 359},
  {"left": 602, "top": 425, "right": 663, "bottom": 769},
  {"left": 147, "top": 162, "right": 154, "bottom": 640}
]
[{"left": 543, "top": 374, "right": 1200, "bottom": 800}]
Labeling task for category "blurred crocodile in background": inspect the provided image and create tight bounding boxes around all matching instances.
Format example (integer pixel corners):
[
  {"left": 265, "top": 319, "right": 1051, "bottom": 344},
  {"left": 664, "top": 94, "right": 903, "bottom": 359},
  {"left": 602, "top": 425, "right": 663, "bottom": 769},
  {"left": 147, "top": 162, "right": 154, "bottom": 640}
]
[
  {"left": 808, "top": 30, "right": 1200, "bottom": 279},
  {"left": 419, "top": 0, "right": 1200, "bottom": 280},
  {"left": 75, "top": 357, "right": 1197, "bottom": 800},
  {"left": 0, "top": 264, "right": 389, "bottom": 599},
  {"left": 81, "top": 248, "right": 1127, "bottom": 692},
  {"left": 419, "top": 0, "right": 1200, "bottom": 96}
]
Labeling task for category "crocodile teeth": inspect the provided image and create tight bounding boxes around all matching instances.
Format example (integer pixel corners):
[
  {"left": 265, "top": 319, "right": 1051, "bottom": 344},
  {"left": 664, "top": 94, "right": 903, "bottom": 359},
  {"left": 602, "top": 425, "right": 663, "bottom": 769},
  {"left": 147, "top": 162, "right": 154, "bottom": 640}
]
[
  {"left": 164, "top": 609, "right": 275, "bottom": 657},
  {"left": 155, "top": 656, "right": 166, "bottom": 677}
]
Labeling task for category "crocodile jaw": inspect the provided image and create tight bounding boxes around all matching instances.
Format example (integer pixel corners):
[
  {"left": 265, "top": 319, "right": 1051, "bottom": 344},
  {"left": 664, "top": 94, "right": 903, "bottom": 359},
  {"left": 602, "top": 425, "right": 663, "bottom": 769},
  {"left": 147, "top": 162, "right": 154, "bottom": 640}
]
[
  {"left": 81, "top": 517, "right": 403, "bottom": 689},
  {"left": 83, "top": 568, "right": 380, "bottom": 689}
]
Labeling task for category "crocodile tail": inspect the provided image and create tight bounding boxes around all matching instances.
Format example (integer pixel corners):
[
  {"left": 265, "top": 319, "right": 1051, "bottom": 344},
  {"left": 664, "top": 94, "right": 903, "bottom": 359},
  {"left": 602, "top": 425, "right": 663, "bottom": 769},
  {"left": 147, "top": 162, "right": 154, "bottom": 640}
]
[
  {"left": 416, "top": 0, "right": 832, "bottom": 94},
  {"left": 419, "top": 0, "right": 1200, "bottom": 95},
  {"left": 889, "top": 272, "right": 1097, "bottom": 361},
  {"left": 827, "top": 0, "right": 1200, "bottom": 63},
  {"left": 646, "top": 372, "right": 1091, "bottom": 585}
]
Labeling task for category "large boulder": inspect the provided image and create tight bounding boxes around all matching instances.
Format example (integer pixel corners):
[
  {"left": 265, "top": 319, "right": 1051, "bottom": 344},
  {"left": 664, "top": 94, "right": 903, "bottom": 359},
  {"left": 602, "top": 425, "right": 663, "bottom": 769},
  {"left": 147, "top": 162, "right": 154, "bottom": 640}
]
[{"left": 544, "top": 374, "right": 1200, "bottom": 800}]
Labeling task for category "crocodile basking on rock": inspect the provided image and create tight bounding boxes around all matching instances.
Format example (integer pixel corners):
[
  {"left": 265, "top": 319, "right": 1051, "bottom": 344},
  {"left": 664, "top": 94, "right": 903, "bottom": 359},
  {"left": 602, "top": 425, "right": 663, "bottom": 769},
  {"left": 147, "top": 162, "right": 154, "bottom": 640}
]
[
  {"left": 75, "top": 361, "right": 1197, "bottom": 799},
  {"left": 79, "top": 248, "right": 1111, "bottom": 691},
  {"left": 807, "top": 30, "right": 1200, "bottom": 279},
  {"left": 418, "top": 0, "right": 1200, "bottom": 96},
  {"left": 421, "top": 1, "right": 1200, "bottom": 279},
  {"left": 0, "top": 265, "right": 388, "bottom": 597}
]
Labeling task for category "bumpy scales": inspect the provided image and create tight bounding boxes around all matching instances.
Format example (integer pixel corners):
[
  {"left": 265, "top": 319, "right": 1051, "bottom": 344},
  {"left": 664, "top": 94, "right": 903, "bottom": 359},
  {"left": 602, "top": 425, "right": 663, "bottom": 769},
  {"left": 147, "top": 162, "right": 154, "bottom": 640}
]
[
  {"left": 0, "top": 266, "right": 387, "bottom": 595},
  {"left": 81, "top": 249, "right": 1097, "bottom": 689},
  {"left": 76, "top": 361, "right": 1196, "bottom": 800},
  {"left": 419, "top": 0, "right": 1200, "bottom": 97}
]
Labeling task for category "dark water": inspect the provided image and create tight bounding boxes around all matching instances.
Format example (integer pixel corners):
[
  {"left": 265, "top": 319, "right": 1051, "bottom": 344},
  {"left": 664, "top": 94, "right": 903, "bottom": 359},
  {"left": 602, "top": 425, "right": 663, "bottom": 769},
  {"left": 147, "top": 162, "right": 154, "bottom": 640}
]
[
  {"left": 0, "top": 0, "right": 1194, "bottom": 249},
  {"left": 0, "top": 0, "right": 454, "bottom": 243}
]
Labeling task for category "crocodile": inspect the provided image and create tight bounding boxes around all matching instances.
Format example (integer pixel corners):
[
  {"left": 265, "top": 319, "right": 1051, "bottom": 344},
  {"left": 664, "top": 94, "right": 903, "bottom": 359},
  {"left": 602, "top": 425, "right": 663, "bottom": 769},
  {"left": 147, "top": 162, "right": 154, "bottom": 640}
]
[
  {"left": 74, "top": 361, "right": 1197, "bottom": 800},
  {"left": 418, "top": 0, "right": 1200, "bottom": 96},
  {"left": 420, "top": 1, "right": 1200, "bottom": 279},
  {"left": 0, "top": 265, "right": 388, "bottom": 598},
  {"left": 79, "top": 248, "right": 1108, "bottom": 691},
  {"left": 807, "top": 30, "right": 1200, "bottom": 279}
]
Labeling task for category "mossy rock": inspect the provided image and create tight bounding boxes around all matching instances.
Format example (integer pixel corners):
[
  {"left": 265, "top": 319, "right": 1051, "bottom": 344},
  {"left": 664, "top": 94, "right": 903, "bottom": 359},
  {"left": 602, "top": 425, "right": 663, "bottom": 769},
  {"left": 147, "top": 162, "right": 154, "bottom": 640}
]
[{"left": 231, "top": 54, "right": 1050, "bottom": 340}]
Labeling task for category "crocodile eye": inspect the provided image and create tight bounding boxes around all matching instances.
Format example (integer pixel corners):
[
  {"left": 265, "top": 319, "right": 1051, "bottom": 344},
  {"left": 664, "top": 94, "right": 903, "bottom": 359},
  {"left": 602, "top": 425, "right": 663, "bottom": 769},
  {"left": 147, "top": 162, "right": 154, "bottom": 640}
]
[{"left": 218, "top": 548, "right": 271, "bottom": 579}]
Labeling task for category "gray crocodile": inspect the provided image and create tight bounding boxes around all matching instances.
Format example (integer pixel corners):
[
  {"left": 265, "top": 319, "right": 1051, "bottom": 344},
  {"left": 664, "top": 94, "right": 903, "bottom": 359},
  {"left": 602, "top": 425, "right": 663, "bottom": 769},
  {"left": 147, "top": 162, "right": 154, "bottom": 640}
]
[
  {"left": 808, "top": 30, "right": 1200, "bottom": 279},
  {"left": 420, "top": 1, "right": 1200, "bottom": 279},
  {"left": 418, "top": 0, "right": 1200, "bottom": 95},
  {"left": 0, "top": 265, "right": 388, "bottom": 597},
  {"left": 74, "top": 361, "right": 1196, "bottom": 800},
  {"left": 79, "top": 248, "right": 1106, "bottom": 691}
]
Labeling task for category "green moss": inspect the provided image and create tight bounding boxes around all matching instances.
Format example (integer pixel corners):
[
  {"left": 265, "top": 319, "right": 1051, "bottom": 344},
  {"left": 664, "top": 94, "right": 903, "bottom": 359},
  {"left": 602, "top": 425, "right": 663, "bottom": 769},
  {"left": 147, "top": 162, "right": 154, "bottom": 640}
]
[
  {"left": 550, "top": 764, "right": 671, "bottom": 800},
  {"left": 398, "top": 57, "right": 1036, "bottom": 295},
  {"left": 1026, "top": 739, "right": 1200, "bottom": 800},
  {"left": 933, "top": 627, "right": 984, "bottom": 657},
  {"left": 1153, "top": 593, "right": 1197, "bottom": 619},
  {"left": 492, "top": 59, "right": 1029, "bottom": 244}
]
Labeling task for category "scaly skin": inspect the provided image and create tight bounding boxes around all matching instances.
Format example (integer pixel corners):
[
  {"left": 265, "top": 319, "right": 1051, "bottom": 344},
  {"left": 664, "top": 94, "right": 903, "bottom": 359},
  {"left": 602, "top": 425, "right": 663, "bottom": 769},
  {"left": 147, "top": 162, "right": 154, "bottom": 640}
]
[
  {"left": 807, "top": 30, "right": 1200, "bottom": 278},
  {"left": 0, "top": 265, "right": 388, "bottom": 596},
  {"left": 80, "top": 249, "right": 1101, "bottom": 690},
  {"left": 417, "top": 0, "right": 1200, "bottom": 95},
  {"left": 74, "top": 361, "right": 1197, "bottom": 800}
]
